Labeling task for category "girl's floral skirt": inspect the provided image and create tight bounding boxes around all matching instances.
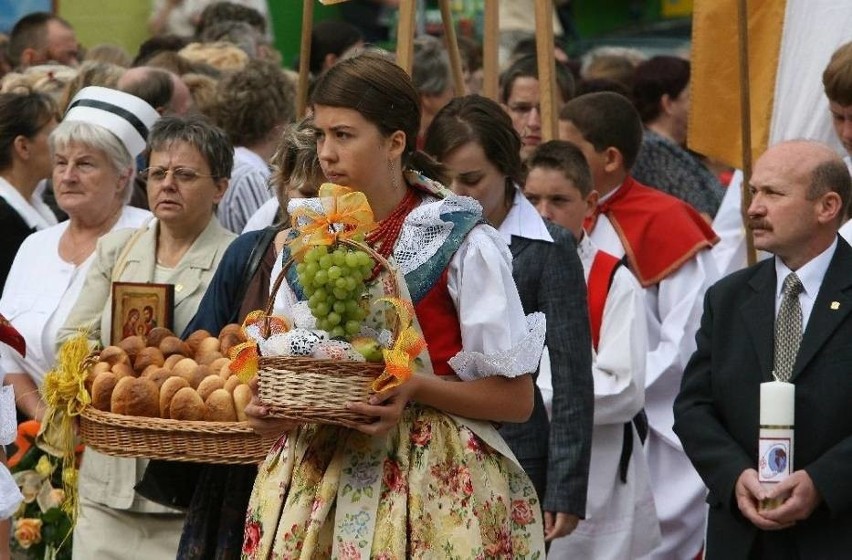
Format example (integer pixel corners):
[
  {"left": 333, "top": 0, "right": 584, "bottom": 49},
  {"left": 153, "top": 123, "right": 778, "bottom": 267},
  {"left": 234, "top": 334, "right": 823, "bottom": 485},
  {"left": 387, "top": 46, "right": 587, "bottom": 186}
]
[{"left": 242, "top": 405, "right": 544, "bottom": 559}]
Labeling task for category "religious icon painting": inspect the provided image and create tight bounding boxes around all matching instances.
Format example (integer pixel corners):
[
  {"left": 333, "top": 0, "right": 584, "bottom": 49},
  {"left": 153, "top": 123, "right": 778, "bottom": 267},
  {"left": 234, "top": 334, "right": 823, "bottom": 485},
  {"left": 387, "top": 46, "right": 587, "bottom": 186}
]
[{"left": 110, "top": 282, "right": 174, "bottom": 345}]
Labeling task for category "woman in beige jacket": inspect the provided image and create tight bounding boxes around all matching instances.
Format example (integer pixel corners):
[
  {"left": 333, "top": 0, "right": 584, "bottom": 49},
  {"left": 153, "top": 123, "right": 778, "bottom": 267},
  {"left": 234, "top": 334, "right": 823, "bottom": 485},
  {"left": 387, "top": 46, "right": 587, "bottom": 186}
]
[{"left": 58, "top": 114, "right": 236, "bottom": 560}]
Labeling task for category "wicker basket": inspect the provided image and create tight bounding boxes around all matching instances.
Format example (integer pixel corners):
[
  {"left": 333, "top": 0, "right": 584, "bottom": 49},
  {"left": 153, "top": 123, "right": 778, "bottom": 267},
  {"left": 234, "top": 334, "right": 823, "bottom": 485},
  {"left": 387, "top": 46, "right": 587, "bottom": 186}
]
[
  {"left": 79, "top": 408, "right": 277, "bottom": 464},
  {"left": 257, "top": 238, "right": 397, "bottom": 428}
]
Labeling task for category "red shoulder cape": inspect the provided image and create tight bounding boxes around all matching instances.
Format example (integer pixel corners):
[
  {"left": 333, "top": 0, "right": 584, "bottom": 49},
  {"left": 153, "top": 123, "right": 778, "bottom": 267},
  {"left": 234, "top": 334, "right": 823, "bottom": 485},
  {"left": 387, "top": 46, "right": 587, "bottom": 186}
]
[{"left": 589, "top": 176, "right": 719, "bottom": 287}]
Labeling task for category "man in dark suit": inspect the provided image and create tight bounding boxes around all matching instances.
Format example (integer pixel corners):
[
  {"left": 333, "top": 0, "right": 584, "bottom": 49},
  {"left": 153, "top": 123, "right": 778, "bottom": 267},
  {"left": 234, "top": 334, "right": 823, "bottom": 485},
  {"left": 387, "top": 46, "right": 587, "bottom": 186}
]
[{"left": 674, "top": 140, "right": 852, "bottom": 559}]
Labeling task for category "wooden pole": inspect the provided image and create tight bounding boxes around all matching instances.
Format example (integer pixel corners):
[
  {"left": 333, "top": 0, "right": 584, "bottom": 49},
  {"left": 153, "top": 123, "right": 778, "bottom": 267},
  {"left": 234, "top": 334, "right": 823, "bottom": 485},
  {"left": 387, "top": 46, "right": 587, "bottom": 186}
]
[
  {"left": 296, "top": 0, "right": 314, "bottom": 118},
  {"left": 482, "top": 0, "right": 499, "bottom": 101},
  {"left": 737, "top": 0, "right": 757, "bottom": 266},
  {"left": 534, "top": 0, "right": 558, "bottom": 141},
  {"left": 437, "top": 0, "right": 466, "bottom": 96},
  {"left": 396, "top": 0, "right": 417, "bottom": 74}
]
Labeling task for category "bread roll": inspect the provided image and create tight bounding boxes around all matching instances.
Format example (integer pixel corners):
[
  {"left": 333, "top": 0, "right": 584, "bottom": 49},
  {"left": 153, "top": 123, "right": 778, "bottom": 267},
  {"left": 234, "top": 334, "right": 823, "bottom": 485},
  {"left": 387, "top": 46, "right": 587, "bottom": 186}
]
[
  {"left": 134, "top": 347, "right": 165, "bottom": 373},
  {"left": 171, "top": 357, "right": 198, "bottom": 380},
  {"left": 196, "top": 351, "right": 224, "bottom": 366},
  {"left": 218, "top": 361, "right": 234, "bottom": 381},
  {"left": 111, "top": 362, "right": 136, "bottom": 380},
  {"left": 140, "top": 364, "right": 161, "bottom": 379},
  {"left": 204, "top": 389, "right": 237, "bottom": 422},
  {"left": 196, "top": 375, "right": 225, "bottom": 401},
  {"left": 159, "top": 336, "right": 190, "bottom": 358},
  {"left": 218, "top": 323, "right": 243, "bottom": 339},
  {"left": 141, "top": 367, "right": 173, "bottom": 388},
  {"left": 117, "top": 335, "right": 146, "bottom": 360},
  {"left": 87, "top": 362, "right": 111, "bottom": 394},
  {"left": 111, "top": 377, "right": 159, "bottom": 417},
  {"left": 218, "top": 333, "right": 243, "bottom": 358},
  {"left": 223, "top": 375, "right": 241, "bottom": 394},
  {"left": 99, "top": 346, "right": 129, "bottom": 367},
  {"left": 163, "top": 353, "right": 185, "bottom": 370},
  {"left": 195, "top": 337, "right": 220, "bottom": 358},
  {"left": 232, "top": 383, "right": 252, "bottom": 422},
  {"left": 92, "top": 361, "right": 112, "bottom": 375},
  {"left": 159, "top": 376, "right": 190, "bottom": 418},
  {"left": 91, "top": 371, "right": 118, "bottom": 411},
  {"left": 210, "top": 357, "right": 230, "bottom": 373},
  {"left": 145, "top": 327, "right": 176, "bottom": 348},
  {"left": 182, "top": 364, "right": 212, "bottom": 389},
  {"left": 185, "top": 329, "right": 212, "bottom": 355},
  {"left": 169, "top": 387, "right": 206, "bottom": 421}
]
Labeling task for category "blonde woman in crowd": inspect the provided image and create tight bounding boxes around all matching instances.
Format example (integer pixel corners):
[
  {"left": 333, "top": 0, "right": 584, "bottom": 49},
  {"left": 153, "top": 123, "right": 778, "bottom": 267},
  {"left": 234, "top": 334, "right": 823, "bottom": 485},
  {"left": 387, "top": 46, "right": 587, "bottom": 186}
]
[
  {"left": 1, "top": 64, "right": 78, "bottom": 105},
  {"left": 179, "top": 41, "right": 249, "bottom": 73}
]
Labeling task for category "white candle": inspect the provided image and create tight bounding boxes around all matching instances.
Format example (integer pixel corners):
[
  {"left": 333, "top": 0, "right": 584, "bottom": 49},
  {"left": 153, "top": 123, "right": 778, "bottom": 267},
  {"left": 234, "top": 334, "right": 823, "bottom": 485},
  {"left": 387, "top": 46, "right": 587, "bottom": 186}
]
[
  {"left": 758, "top": 381, "right": 795, "bottom": 510},
  {"left": 760, "top": 381, "right": 795, "bottom": 426}
]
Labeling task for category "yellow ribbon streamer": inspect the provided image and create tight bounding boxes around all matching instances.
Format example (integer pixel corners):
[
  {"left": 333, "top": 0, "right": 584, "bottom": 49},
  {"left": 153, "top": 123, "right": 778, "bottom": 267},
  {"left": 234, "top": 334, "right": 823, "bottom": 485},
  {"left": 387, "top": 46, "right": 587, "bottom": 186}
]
[
  {"left": 371, "top": 297, "right": 426, "bottom": 393},
  {"left": 229, "top": 341, "right": 258, "bottom": 384},
  {"left": 39, "top": 331, "right": 93, "bottom": 536},
  {"left": 289, "top": 183, "right": 375, "bottom": 259}
]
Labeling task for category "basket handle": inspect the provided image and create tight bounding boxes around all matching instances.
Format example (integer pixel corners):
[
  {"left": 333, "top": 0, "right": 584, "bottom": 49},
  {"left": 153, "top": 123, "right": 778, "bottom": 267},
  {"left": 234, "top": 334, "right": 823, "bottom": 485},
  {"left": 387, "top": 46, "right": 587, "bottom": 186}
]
[{"left": 262, "top": 238, "right": 400, "bottom": 339}]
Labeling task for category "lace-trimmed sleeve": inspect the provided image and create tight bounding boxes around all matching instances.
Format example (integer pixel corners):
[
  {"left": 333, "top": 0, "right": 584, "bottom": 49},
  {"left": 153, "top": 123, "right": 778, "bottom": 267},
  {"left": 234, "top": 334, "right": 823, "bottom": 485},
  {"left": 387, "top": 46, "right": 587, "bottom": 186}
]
[{"left": 446, "top": 225, "right": 546, "bottom": 381}]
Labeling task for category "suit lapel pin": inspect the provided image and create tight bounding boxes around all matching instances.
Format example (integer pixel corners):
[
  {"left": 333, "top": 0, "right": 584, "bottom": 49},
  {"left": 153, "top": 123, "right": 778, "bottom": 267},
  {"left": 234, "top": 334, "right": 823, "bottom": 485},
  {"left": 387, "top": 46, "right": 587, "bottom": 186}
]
[
  {"left": 175, "top": 284, "right": 184, "bottom": 293},
  {"left": 831, "top": 301, "right": 840, "bottom": 310}
]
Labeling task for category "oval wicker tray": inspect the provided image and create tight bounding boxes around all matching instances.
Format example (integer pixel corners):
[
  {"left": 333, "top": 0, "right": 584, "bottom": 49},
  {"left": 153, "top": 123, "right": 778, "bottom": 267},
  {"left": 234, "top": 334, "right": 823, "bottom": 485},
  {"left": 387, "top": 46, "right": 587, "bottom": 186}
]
[{"left": 79, "top": 408, "right": 278, "bottom": 464}]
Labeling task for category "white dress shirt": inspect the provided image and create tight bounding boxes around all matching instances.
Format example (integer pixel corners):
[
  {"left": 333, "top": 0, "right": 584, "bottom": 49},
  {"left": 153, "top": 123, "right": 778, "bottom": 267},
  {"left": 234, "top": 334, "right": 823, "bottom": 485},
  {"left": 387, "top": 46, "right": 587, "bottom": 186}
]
[{"left": 774, "top": 237, "right": 837, "bottom": 327}]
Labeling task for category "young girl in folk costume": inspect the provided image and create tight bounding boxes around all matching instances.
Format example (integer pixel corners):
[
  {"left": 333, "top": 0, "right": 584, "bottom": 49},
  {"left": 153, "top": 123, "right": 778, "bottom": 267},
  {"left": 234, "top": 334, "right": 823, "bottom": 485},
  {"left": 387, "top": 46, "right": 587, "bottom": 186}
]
[{"left": 243, "top": 53, "right": 547, "bottom": 558}]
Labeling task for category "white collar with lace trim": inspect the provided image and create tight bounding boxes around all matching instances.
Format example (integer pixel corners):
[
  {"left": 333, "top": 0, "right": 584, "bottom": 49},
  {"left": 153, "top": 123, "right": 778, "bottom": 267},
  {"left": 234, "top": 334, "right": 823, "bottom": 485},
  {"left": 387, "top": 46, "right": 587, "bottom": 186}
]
[{"left": 497, "top": 187, "right": 553, "bottom": 245}]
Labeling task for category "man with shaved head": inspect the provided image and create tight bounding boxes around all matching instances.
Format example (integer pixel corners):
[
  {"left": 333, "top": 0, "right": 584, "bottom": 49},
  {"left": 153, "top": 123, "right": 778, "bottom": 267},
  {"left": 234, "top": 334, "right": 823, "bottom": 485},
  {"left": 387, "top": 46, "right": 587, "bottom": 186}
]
[{"left": 675, "top": 141, "right": 852, "bottom": 559}]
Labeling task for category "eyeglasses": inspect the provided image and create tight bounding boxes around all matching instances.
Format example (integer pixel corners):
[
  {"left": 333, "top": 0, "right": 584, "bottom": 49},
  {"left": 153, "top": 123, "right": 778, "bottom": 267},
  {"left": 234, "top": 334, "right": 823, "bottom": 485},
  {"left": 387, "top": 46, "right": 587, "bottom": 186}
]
[{"left": 141, "top": 166, "right": 216, "bottom": 185}]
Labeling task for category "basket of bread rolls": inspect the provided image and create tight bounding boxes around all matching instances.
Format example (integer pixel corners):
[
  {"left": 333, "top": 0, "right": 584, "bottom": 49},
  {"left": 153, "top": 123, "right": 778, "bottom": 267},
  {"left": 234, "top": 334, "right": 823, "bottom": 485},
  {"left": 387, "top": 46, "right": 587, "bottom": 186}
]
[{"left": 78, "top": 325, "right": 278, "bottom": 464}]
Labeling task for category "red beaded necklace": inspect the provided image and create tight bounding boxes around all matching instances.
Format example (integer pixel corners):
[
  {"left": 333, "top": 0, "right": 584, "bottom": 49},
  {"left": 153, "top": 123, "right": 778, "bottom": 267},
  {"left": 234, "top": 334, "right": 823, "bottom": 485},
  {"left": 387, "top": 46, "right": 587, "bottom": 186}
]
[{"left": 366, "top": 187, "right": 419, "bottom": 278}]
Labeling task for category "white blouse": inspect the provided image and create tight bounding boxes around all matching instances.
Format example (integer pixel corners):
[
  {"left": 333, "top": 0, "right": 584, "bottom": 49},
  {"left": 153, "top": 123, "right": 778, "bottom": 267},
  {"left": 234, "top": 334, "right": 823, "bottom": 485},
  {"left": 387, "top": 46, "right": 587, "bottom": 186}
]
[
  {"left": 0, "top": 207, "right": 151, "bottom": 385},
  {"left": 0, "top": 177, "right": 57, "bottom": 230},
  {"left": 271, "top": 195, "right": 545, "bottom": 380}
]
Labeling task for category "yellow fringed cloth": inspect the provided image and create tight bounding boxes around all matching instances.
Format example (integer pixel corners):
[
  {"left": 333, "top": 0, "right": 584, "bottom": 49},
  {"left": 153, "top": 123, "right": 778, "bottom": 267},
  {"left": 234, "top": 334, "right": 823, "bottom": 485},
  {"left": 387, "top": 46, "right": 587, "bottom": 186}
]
[{"left": 38, "top": 331, "right": 93, "bottom": 532}]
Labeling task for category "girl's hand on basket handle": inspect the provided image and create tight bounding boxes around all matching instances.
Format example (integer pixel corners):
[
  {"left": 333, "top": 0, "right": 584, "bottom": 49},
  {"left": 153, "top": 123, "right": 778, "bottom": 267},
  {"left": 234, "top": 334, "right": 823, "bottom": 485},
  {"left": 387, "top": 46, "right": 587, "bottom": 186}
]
[
  {"left": 244, "top": 376, "right": 298, "bottom": 437},
  {"left": 347, "top": 376, "right": 419, "bottom": 436}
]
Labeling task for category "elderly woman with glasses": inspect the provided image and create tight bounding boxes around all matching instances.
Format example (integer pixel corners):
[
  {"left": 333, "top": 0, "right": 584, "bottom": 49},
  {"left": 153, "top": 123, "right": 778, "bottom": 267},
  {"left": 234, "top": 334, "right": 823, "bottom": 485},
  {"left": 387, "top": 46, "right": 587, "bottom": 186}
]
[{"left": 57, "top": 113, "right": 236, "bottom": 560}]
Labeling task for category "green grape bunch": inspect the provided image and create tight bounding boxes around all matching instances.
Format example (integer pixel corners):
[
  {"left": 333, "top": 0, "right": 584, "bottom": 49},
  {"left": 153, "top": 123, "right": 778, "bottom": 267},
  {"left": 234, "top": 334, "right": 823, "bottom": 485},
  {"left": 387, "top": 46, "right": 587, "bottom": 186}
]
[{"left": 296, "top": 244, "right": 375, "bottom": 339}]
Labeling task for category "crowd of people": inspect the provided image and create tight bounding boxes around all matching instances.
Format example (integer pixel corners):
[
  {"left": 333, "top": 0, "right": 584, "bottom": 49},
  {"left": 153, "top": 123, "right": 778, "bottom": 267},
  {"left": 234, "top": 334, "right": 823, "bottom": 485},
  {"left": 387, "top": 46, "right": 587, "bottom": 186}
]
[{"left": 0, "top": 2, "right": 850, "bottom": 559}]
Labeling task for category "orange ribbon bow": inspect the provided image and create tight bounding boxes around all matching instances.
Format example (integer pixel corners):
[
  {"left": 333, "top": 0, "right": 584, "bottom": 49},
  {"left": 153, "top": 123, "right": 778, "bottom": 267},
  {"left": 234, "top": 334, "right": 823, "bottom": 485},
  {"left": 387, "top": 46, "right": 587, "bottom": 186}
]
[{"left": 289, "top": 183, "right": 375, "bottom": 259}]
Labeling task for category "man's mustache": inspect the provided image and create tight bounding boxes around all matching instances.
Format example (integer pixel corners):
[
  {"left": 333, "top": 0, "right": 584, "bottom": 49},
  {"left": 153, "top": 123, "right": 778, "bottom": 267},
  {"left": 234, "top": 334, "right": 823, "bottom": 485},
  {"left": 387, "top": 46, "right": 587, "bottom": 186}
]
[{"left": 748, "top": 219, "right": 771, "bottom": 231}]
